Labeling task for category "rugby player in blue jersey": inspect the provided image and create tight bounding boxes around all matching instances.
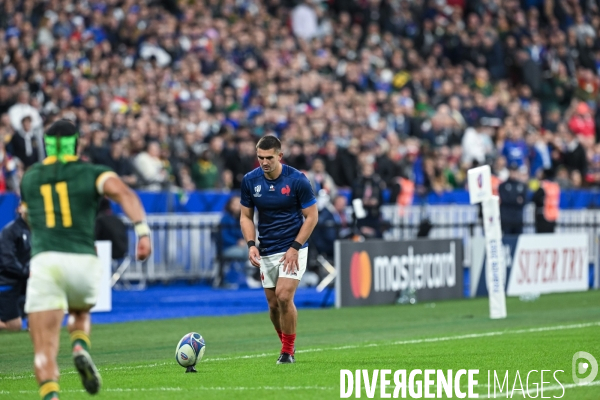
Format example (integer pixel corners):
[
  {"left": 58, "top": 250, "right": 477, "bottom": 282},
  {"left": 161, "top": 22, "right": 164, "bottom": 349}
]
[{"left": 240, "top": 136, "right": 318, "bottom": 364}]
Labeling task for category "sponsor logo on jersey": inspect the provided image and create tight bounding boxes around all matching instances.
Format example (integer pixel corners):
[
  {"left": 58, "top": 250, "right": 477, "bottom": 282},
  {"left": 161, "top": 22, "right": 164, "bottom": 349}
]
[
  {"left": 281, "top": 185, "right": 291, "bottom": 196},
  {"left": 253, "top": 185, "right": 262, "bottom": 197},
  {"left": 269, "top": 185, "right": 275, "bottom": 191}
]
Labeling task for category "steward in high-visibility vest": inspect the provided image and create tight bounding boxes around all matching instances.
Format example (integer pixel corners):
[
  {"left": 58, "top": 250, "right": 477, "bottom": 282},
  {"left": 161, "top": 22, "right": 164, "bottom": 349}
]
[{"left": 532, "top": 172, "right": 560, "bottom": 233}]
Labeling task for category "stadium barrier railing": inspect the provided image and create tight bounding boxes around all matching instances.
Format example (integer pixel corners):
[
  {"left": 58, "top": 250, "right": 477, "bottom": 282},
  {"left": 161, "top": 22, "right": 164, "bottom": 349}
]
[{"left": 114, "top": 205, "right": 600, "bottom": 288}]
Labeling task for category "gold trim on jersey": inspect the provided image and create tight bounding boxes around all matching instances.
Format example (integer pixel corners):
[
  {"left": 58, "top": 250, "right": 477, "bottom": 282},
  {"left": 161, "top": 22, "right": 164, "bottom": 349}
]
[
  {"left": 42, "top": 155, "right": 79, "bottom": 165},
  {"left": 95, "top": 171, "right": 118, "bottom": 195}
]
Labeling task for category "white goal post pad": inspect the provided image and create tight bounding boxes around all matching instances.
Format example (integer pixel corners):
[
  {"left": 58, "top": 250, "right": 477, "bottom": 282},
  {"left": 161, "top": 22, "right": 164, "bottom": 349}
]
[{"left": 468, "top": 165, "right": 493, "bottom": 205}]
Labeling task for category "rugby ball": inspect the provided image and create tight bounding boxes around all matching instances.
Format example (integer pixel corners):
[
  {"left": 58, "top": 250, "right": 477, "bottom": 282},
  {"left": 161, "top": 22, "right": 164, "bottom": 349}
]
[{"left": 175, "top": 332, "right": 206, "bottom": 367}]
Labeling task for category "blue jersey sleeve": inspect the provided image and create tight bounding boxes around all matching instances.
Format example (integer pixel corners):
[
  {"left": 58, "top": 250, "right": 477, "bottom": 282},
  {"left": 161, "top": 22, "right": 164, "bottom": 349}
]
[
  {"left": 240, "top": 177, "right": 254, "bottom": 208},
  {"left": 297, "top": 174, "right": 317, "bottom": 209}
]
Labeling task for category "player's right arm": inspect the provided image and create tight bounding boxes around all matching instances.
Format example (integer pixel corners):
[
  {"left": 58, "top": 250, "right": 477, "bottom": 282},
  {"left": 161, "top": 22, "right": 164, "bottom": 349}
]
[
  {"left": 240, "top": 205, "right": 260, "bottom": 267},
  {"left": 101, "top": 175, "right": 151, "bottom": 261},
  {"left": 240, "top": 177, "right": 260, "bottom": 267}
]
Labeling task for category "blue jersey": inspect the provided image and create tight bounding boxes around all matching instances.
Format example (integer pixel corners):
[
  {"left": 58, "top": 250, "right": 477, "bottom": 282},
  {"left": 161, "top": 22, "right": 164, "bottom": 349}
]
[{"left": 240, "top": 165, "right": 316, "bottom": 256}]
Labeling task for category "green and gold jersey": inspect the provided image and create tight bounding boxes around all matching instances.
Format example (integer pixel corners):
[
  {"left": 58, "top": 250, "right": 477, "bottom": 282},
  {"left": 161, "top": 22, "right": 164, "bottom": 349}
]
[{"left": 20, "top": 156, "right": 117, "bottom": 257}]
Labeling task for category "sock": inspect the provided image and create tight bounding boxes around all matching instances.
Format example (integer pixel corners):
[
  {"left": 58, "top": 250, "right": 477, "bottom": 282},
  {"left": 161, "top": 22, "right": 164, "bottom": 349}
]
[
  {"left": 275, "top": 329, "right": 283, "bottom": 343},
  {"left": 39, "top": 380, "right": 59, "bottom": 400},
  {"left": 281, "top": 333, "right": 296, "bottom": 355},
  {"left": 70, "top": 330, "right": 91, "bottom": 353}
]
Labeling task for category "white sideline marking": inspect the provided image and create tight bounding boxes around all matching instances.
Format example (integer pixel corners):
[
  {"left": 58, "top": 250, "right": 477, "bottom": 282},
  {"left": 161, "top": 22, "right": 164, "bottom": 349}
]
[
  {"left": 0, "top": 386, "right": 330, "bottom": 395},
  {"left": 2, "top": 382, "right": 599, "bottom": 396},
  {"left": 1, "top": 321, "right": 598, "bottom": 381},
  {"left": 481, "top": 380, "right": 600, "bottom": 398},
  {"left": 0, "top": 387, "right": 183, "bottom": 395}
]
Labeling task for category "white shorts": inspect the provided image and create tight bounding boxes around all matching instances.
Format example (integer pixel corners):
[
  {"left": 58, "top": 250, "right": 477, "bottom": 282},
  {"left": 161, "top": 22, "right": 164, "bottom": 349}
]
[
  {"left": 25, "top": 252, "right": 102, "bottom": 313},
  {"left": 260, "top": 247, "right": 308, "bottom": 289}
]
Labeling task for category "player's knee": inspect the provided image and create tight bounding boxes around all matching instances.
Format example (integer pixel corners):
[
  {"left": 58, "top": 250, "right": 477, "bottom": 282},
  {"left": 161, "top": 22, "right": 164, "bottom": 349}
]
[
  {"left": 267, "top": 300, "right": 279, "bottom": 313},
  {"left": 275, "top": 290, "right": 294, "bottom": 308}
]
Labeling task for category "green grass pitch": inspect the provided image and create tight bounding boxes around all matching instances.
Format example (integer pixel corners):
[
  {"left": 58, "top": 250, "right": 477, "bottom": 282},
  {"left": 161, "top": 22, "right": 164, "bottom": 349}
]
[{"left": 1, "top": 291, "right": 599, "bottom": 399}]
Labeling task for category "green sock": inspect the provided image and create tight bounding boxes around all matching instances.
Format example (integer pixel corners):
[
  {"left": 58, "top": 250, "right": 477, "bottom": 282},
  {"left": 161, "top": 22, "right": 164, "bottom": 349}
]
[
  {"left": 70, "top": 330, "right": 91, "bottom": 353},
  {"left": 39, "top": 380, "right": 59, "bottom": 399}
]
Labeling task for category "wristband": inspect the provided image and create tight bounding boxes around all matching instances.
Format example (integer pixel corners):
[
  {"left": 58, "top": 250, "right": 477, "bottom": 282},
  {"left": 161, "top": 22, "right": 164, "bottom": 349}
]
[
  {"left": 134, "top": 221, "right": 151, "bottom": 238},
  {"left": 247, "top": 240, "right": 256, "bottom": 249},
  {"left": 290, "top": 241, "right": 302, "bottom": 251}
]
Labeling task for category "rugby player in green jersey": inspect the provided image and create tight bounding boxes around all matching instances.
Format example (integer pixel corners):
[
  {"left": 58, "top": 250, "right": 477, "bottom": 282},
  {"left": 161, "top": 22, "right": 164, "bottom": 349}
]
[{"left": 20, "top": 119, "right": 152, "bottom": 400}]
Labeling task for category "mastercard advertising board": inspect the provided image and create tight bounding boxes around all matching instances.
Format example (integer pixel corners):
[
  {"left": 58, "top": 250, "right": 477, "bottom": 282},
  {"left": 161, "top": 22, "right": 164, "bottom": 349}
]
[{"left": 335, "top": 239, "right": 463, "bottom": 307}]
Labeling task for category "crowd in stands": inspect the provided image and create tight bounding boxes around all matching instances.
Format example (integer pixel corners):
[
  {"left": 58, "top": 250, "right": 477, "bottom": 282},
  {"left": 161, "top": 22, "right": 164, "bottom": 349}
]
[{"left": 2, "top": 0, "right": 600, "bottom": 204}]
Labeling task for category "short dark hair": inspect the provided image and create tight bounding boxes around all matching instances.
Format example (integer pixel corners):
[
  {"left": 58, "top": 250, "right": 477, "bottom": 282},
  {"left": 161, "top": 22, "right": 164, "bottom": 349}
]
[
  {"left": 46, "top": 119, "right": 78, "bottom": 137},
  {"left": 256, "top": 135, "right": 281, "bottom": 152}
]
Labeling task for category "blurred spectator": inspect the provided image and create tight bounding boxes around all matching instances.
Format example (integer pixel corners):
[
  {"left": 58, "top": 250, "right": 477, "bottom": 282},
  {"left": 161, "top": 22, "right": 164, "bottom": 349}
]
[
  {"left": 103, "top": 139, "right": 138, "bottom": 187},
  {"left": 568, "top": 102, "right": 596, "bottom": 148},
  {"left": 220, "top": 195, "right": 246, "bottom": 261},
  {"left": 8, "top": 91, "right": 42, "bottom": 132},
  {"left": 331, "top": 194, "right": 353, "bottom": 240},
  {"left": 0, "top": 147, "right": 21, "bottom": 195},
  {"left": 561, "top": 128, "right": 587, "bottom": 178},
  {"left": 311, "top": 193, "right": 353, "bottom": 260},
  {"left": 352, "top": 163, "right": 385, "bottom": 238},
  {"left": 502, "top": 126, "right": 528, "bottom": 168},
  {"left": 291, "top": 0, "right": 318, "bottom": 40},
  {"left": 94, "top": 198, "right": 128, "bottom": 260},
  {"left": 133, "top": 141, "right": 170, "bottom": 191},
  {"left": 498, "top": 164, "right": 527, "bottom": 235},
  {"left": 225, "top": 139, "right": 256, "bottom": 189},
  {"left": 7, "top": 116, "right": 44, "bottom": 168},
  {"left": 0, "top": 205, "right": 30, "bottom": 331},
  {"left": 527, "top": 131, "right": 552, "bottom": 178},
  {"left": 462, "top": 127, "right": 493, "bottom": 166},
  {"left": 219, "top": 195, "right": 258, "bottom": 287},
  {"left": 305, "top": 158, "right": 338, "bottom": 200},
  {"left": 555, "top": 165, "right": 572, "bottom": 189},
  {"left": 321, "top": 140, "right": 345, "bottom": 187},
  {"left": 192, "top": 149, "right": 219, "bottom": 189}
]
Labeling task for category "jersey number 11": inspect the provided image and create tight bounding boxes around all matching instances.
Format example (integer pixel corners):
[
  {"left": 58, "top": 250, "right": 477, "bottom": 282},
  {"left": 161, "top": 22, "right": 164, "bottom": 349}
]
[{"left": 40, "top": 182, "right": 73, "bottom": 228}]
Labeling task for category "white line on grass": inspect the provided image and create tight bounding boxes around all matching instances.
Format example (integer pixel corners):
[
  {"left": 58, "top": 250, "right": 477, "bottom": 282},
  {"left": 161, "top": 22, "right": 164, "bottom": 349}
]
[
  {"left": 1, "top": 321, "right": 598, "bottom": 381},
  {"left": 3, "top": 382, "right": 599, "bottom": 396},
  {"left": 0, "top": 387, "right": 184, "bottom": 395},
  {"left": 0, "top": 386, "right": 332, "bottom": 395}
]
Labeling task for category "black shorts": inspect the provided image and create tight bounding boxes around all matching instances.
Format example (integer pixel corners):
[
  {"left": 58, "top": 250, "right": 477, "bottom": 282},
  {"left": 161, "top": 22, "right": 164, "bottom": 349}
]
[{"left": 0, "top": 284, "right": 24, "bottom": 322}]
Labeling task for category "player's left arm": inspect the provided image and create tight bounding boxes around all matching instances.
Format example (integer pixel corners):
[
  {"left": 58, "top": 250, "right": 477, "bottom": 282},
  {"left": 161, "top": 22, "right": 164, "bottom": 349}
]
[
  {"left": 280, "top": 177, "right": 319, "bottom": 273},
  {"left": 294, "top": 174, "right": 318, "bottom": 245},
  {"left": 281, "top": 203, "right": 318, "bottom": 274},
  {"left": 294, "top": 203, "right": 318, "bottom": 246},
  {"left": 100, "top": 173, "right": 152, "bottom": 261}
]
